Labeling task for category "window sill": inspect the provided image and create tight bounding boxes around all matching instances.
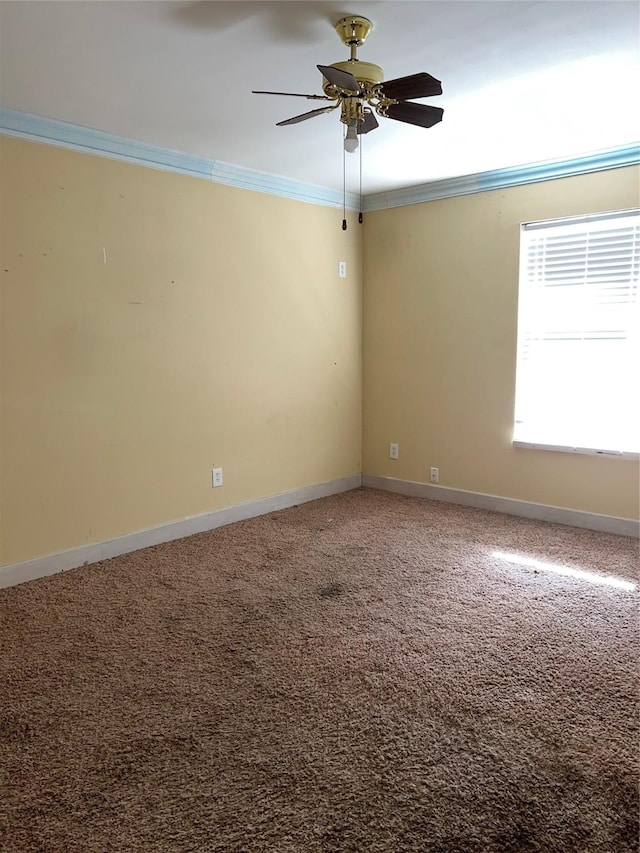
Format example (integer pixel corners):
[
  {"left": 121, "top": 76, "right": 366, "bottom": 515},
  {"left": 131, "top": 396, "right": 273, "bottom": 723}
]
[{"left": 513, "top": 441, "right": 639, "bottom": 460}]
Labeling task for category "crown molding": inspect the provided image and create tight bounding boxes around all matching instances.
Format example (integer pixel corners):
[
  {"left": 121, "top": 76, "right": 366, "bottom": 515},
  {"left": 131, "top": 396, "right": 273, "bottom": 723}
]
[
  {"left": 1, "top": 108, "right": 637, "bottom": 212},
  {"left": 363, "top": 144, "right": 640, "bottom": 211},
  {"left": 0, "top": 107, "right": 360, "bottom": 211}
]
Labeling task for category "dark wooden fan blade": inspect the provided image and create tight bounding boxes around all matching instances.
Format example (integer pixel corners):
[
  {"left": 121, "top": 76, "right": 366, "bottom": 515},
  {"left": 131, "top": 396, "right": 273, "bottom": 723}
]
[
  {"left": 357, "top": 109, "right": 379, "bottom": 134},
  {"left": 276, "top": 105, "right": 336, "bottom": 126},
  {"left": 252, "top": 91, "right": 333, "bottom": 101},
  {"left": 385, "top": 101, "right": 444, "bottom": 128},
  {"left": 317, "top": 64, "right": 360, "bottom": 94},
  {"left": 380, "top": 72, "right": 442, "bottom": 100}
]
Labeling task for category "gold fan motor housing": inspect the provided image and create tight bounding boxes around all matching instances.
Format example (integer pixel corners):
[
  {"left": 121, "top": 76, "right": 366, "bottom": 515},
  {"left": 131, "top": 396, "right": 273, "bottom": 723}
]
[{"left": 321, "top": 60, "right": 384, "bottom": 96}]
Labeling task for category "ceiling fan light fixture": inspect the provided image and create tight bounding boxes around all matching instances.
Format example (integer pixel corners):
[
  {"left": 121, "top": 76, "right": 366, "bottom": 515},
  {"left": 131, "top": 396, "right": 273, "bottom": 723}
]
[{"left": 344, "top": 124, "right": 359, "bottom": 153}]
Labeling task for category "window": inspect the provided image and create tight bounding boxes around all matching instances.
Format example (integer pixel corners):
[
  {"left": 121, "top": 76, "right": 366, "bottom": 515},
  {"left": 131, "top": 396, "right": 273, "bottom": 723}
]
[{"left": 514, "top": 208, "right": 639, "bottom": 457}]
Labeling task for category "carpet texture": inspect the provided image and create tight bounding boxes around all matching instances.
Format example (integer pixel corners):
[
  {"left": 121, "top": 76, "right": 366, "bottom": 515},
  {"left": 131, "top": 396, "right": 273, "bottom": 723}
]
[{"left": 0, "top": 488, "right": 638, "bottom": 853}]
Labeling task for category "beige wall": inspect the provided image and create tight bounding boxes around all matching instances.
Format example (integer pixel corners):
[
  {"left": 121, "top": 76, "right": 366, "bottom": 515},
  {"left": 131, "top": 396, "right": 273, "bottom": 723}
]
[
  {"left": 363, "top": 167, "right": 640, "bottom": 520},
  {"left": 0, "top": 137, "right": 362, "bottom": 565},
  {"left": 2, "top": 138, "right": 637, "bottom": 569}
]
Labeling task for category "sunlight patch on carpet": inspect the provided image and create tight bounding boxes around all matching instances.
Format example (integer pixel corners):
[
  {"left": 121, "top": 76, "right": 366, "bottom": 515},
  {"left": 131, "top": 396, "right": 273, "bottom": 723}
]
[{"left": 492, "top": 550, "right": 636, "bottom": 591}]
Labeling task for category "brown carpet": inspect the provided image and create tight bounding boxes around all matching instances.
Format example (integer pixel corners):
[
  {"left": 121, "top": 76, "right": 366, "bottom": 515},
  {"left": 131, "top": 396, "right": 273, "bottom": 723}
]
[{"left": 0, "top": 488, "right": 638, "bottom": 853}]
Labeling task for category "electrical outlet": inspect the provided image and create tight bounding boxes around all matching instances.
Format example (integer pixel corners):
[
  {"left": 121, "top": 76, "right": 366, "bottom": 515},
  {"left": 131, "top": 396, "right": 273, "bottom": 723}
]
[
  {"left": 212, "top": 467, "right": 223, "bottom": 488},
  {"left": 430, "top": 467, "right": 439, "bottom": 484},
  {"left": 389, "top": 443, "right": 399, "bottom": 460},
  {"left": 338, "top": 261, "right": 346, "bottom": 278}
]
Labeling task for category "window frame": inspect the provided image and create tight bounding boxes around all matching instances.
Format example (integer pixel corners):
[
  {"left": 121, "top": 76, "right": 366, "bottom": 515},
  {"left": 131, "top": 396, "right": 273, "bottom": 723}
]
[{"left": 513, "top": 208, "right": 640, "bottom": 460}]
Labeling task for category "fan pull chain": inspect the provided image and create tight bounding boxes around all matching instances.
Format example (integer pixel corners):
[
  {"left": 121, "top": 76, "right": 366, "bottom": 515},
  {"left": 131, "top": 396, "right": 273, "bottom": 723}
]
[
  {"left": 358, "top": 131, "right": 363, "bottom": 224},
  {"left": 342, "top": 132, "right": 347, "bottom": 231}
]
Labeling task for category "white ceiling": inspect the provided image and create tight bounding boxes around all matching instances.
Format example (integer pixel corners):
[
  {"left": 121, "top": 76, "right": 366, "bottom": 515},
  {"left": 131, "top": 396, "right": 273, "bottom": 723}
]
[{"left": 1, "top": 1, "right": 638, "bottom": 194}]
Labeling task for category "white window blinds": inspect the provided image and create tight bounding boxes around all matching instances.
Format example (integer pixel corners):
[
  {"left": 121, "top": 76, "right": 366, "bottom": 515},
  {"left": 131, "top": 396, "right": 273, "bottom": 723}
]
[{"left": 514, "top": 209, "right": 640, "bottom": 455}]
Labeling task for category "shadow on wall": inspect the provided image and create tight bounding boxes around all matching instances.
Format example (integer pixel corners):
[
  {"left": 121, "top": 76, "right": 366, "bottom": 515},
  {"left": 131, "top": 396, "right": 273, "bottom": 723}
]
[{"left": 170, "top": 1, "right": 349, "bottom": 42}]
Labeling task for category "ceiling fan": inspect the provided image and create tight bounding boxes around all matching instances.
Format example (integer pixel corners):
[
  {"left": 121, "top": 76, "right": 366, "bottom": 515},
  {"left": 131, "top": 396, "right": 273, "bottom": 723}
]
[{"left": 253, "top": 15, "right": 443, "bottom": 152}]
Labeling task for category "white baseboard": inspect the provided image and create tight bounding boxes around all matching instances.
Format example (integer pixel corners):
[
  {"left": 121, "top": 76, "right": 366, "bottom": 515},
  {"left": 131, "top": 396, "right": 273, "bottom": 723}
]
[
  {"left": 0, "top": 475, "right": 363, "bottom": 589},
  {"left": 4, "top": 472, "right": 635, "bottom": 590},
  {"left": 362, "top": 475, "right": 639, "bottom": 538}
]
